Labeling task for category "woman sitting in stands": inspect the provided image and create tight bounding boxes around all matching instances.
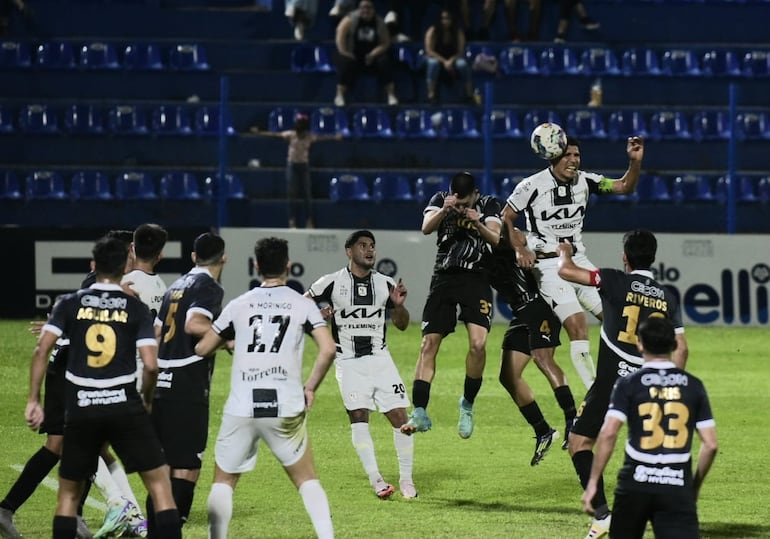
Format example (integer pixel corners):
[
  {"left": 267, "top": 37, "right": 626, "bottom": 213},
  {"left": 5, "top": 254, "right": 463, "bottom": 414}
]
[{"left": 423, "top": 9, "right": 475, "bottom": 105}]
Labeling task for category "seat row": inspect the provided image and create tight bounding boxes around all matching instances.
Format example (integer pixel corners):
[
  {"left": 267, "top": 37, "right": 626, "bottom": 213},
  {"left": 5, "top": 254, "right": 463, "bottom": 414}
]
[
  {"left": 269, "top": 106, "right": 770, "bottom": 141},
  {"left": 0, "top": 41, "right": 209, "bottom": 70},
  {"left": 0, "top": 104, "right": 234, "bottom": 135},
  {"left": 292, "top": 44, "right": 770, "bottom": 78},
  {"left": 0, "top": 170, "right": 245, "bottom": 200}
]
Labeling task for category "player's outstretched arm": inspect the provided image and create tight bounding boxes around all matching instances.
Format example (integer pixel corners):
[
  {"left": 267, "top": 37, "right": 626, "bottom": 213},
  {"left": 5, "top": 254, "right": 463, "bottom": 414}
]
[
  {"left": 582, "top": 416, "right": 621, "bottom": 514},
  {"left": 693, "top": 425, "right": 718, "bottom": 500},
  {"left": 303, "top": 327, "right": 336, "bottom": 409},
  {"left": 26, "top": 330, "right": 57, "bottom": 430},
  {"left": 557, "top": 241, "right": 593, "bottom": 285}
]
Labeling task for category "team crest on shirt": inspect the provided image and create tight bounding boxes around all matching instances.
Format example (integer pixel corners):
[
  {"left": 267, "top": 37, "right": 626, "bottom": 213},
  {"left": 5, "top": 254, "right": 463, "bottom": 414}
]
[
  {"left": 357, "top": 283, "right": 368, "bottom": 296},
  {"left": 557, "top": 185, "right": 567, "bottom": 197}
]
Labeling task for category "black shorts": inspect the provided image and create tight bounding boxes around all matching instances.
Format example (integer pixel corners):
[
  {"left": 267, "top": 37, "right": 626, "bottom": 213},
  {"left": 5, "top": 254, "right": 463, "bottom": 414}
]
[
  {"left": 60, "top": 411, "right": 166, "bottom": 481},
  {"left": 611, "top": 490, "right": 699, "bottom": 539},
  {"left": 501, "top": 298, "right": 562, "bottom": 354},
  {"left": 151, "top": 399, "right": 209, "bottom": 470},
  {"left": 421, "top": 271, "right": 493, "bottom": 336},
  {"left": 40, "top": 365, "right": 65, "bottom": 435}
]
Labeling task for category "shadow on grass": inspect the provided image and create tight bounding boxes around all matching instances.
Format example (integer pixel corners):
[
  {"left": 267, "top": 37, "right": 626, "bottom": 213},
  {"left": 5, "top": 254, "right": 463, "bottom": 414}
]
[
  {"left": 700, "top": 522, "right": 770, "bottom": 538},
  {"left": 429, "top": 498, "right": 575, "bottom": 515}
]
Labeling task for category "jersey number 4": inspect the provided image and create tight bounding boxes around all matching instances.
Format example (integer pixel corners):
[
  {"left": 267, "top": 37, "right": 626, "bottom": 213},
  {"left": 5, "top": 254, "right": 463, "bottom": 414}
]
[
  {"left": 247, "top": 314, "right": 290, "bottom": 353},
  {"left": 638, "top": 401, "right": 690, "bottom": 450}
]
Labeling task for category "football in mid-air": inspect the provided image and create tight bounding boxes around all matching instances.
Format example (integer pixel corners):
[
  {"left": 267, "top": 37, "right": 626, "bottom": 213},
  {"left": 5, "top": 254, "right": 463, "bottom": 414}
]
[{"left": 530, "top": 122, "right": 567, "bottom": 160}]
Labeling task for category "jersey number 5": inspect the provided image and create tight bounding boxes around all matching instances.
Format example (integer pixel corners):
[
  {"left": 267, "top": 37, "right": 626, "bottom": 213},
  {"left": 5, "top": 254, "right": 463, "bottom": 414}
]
[{"left": 638, "top": 401, "right": 690, "bottom": 450}]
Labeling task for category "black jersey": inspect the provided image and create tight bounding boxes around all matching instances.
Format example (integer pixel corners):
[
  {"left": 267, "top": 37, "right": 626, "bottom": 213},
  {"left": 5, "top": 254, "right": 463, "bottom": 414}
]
[
  {"left": 607, "top": 361, "right": 714, "bottom": 494},
  {"left": 597, "top": 269, "right": 684, "bottom": 367},
  {"left": 45, "top": 283, "right": 156, "bottom": 420},
  {"left": 425, "top": 192, "right": 503, "bottom": 273},
  {"left": 155, "top": 267, "right": 224, "bottom": 403},
  {"left": 486, "top": 232, "right": 541, "bottom": 310}
]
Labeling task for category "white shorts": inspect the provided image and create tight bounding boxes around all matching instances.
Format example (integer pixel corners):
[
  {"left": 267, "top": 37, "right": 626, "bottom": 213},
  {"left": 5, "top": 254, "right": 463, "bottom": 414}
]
[
  {"left": 535, "top": 255, "right": 603, "bottom": 321},
  {"left": 335, "top": 351, "right": 410, "bottom": 413},
  {"left": 214, "top": 412, "right": 308, "bottom": 472}
]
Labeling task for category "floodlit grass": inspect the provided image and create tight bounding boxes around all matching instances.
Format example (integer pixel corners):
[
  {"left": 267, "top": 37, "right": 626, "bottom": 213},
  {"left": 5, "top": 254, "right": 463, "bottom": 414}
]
[{"left": 1, "top": 320, "right": 769, "bottom": 538}]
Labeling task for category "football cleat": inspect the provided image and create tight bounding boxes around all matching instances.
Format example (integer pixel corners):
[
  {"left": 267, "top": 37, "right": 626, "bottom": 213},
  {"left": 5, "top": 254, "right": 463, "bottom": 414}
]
[
  {"left": 93, "top": 498, "right": 137, "bottom": 538},
  {"left": 373, "top": 478, "right": 395, "bottom": 499},
  {"left": 457, "top": 397, "right": 474, "bottom": 439},
  {"left": 76, "top": 516, "right": 93, "bottom": 539},
  {"left": 400, "top": 407, "right": 432, "bottom": 435},
  {"left": 0, "top": 507, "right": 22, "bottom": 539},
  {"left": 531, "top": 428, "right": 559, "bottom": 466},
  {"left": 399, "top": 479, "right": 418, "bottom": 499},
  {"left": 584, "top": 513, "right": 611, "bottom": 539}
]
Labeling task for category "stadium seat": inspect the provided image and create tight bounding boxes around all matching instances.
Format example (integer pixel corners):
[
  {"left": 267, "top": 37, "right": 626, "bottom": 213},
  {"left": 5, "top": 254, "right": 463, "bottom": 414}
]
[
  {"left": 19, "top": 104, "right": 58, "bottom": 133},
  {"left": 488, "top": 109, "right": 522, "bottom": 138},
  {"left": 108, "top": 105, "right": 148, "bottom": 134},
  {"left": 701, "top": 50, "right": 741, "bottom": 76},
  {"left": 498, "top": 176, "right": 524, "bottom": 198},
  {"left": 635, "top": 175, "right": 672, "bottom": 202},
  {"left": 522, "top": 111, "right": 563, "bottom": 136},
  {"left": 621, "top": 48, "right": 661, "bottom": 75},
  {"left": 63, "top": 104, "right": 103, "bottom": 134},
  {"left": 758, "top": 177, "right": 770, "bottom": 204},
  {"left": 70, "top": 171, "right": 113, "bottom": 200},
  {"left": 352, "top": 107, "right": 393, "bottom": 138},
  {"left": 578, "top": 48, "right": 620, "bottom": 75},
  {"left": 661, "top": 49, "right": 701, "bottom": 76},
  {"left": 566, "top": 110, "right": 607, "bottom": 139},
  {"left": 392, "top": 44, "right": 416, "bottom": 70},
  {"left": 159, "top": 172, "right": 202, "bottom": 199},
  {"left": 0, "top": 41, "right": 31, "bottom": 68},
  {"left": 715, "top": 175, "right": 763, "bottom": 203},
  {"left": 25, "top": 171, "right": 67, "bottom": 200},
  {"left": 123, "top": 43, "right": 164, "bottom": 70},
  {"left": 373, "top": 174, "right": 413, "bottom": 202},
  {"left": 194, "top": 107, "right": 235, "bottom": 136},
  {"left": 291, "top": 45, "right": 334, "bottom": 73},
  {"left": 691, "top": 110, "right": 731, "bottom": 140},
  {"left": 538, "top": 47, "right": 578, "bottom": 75},
  {"left": 151, "top": 105, "right": 193, "bottom": 135},
  {"left": 114, "top": 172, "right": 157, "bottom": 199},
  {"left": 268, "top": 107, "right": 301, "bottom": 132},
  {"left": 607, "top": 110, "right": 648, "bottom": 140},
  {"left": 168, "top": 44, "right": 209, "bottom": 70},
  {"left": 311, "top": 107, "right": 349, "bottom": 136},
  {"left": 0, "top": 171, "right": 22, "bottom": 200},
  {"left": 735, "top": 112, "right": 770, "bottom": 139},
  {"left": 742, "top": 50, "right": 770, "bottom": 76},
  {"left": 35, "top": 41, "right": 76, "bottom": 69},
  {"left": 79, "top": 42, "right": 120, "bottom": 69},
  {"left": 415, "top": 174, "right": 450, "bottom": 202},
  {"left": 329, "top": 174, "right": 369, "bottom": 201},
  {"left": 0, "top": 104, "right": 14, "bottom": 132},
  {"left": 395, "top": 109, "right": 436, "bottom": 138},
  {"left": 498, "top": 46, "right": 538, "bottom": 75},
  {"left": 649, "top": 111, "right": 691, "bottom": 140},
  {"left": 438, "top": 109, "right": 479, "bottom": 138},
  {"left": 673, "top": 174, "right": 714, "bottom": 203},
  {"left": 203, "top": 173, "right": 246, "bottom": 199}
]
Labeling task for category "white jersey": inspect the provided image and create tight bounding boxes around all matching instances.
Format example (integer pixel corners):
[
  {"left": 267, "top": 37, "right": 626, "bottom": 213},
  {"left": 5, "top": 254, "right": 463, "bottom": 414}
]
[
  {"left": 212, "top": 285, "right": 326, "bottom": 418},
  {"left": 122, "top": 270, "right": 167, "bottom": 317},
  {"left": 307, "top": 267, "right": 395, "bottom": 360},
  {"left": 506, "top": 168, "right": 609, "bottom": 255}
]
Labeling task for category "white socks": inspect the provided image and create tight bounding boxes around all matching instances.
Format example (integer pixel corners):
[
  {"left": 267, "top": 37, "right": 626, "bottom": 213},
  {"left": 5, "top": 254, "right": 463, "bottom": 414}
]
[
  {"left": 351, "top": 423, "right": 381, "bottom": 484},
  {"left": 108, "top": 460, "right": 140, "bottom": 509},
  {"left": 93, "top": 458, "right": 124, "bottom": 508},
  {"left": 392, "top": 428, "right": 414, "bottom": 482},
  {"left": 571, "top": 340, "right": 597, "bottom": 390},
  {"left": 207, "top": 482, "right": 233, "bottom": 539},
  {"left": 299, "top": 479, "right": 334, "bottom": 539}
]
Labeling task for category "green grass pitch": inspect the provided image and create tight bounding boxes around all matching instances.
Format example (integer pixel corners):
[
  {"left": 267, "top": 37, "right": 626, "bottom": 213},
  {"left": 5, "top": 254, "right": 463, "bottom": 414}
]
[{"left": 1, "top": 320, "right": 769, "bottom": 538}]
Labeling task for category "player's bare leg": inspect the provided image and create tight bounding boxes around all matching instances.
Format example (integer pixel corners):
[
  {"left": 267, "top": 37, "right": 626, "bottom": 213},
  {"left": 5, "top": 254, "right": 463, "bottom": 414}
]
[
  {"left": 457, "top": 323, "right": 488, "bottom": 439},
  {"left": 138, "top": 465, "right": 181, "bottom": 539},
  {"left": 532, "top": 347, "right": 577, "bottom": 447},
  {"left": 569, "top": 432, "right": 611, "bottom": 537}
]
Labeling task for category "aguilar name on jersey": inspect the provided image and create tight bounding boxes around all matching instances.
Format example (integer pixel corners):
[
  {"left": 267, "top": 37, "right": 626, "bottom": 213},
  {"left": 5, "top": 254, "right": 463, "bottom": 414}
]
[
  {"left": 607, "top": 362, "right": 715, "bottom": 494},
  {"left": 307, "top": 268, "right": 396, "bottom": 359},
  {"left": 506, "top": 169, "right": 614, "bottom": 254},
  {"left": 425, "top": 191, "right": 503, "bottom": 273},
  {"left": 155, "top": 268, "right": 224, "bottom": 403}
]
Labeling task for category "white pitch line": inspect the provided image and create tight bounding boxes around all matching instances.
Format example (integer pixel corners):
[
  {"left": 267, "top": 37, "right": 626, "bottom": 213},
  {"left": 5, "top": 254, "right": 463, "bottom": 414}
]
[{"left": 11, "top": 464, "right": 108, "bottom": 511}]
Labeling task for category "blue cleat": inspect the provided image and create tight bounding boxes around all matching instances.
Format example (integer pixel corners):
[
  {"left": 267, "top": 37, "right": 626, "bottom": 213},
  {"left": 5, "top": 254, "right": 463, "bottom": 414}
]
[
  {"left": 400, "top": 407, "right": 432, "bottom": 434},
  {"left": 458, "top": 397, "right": 474, "bottom": 439}
]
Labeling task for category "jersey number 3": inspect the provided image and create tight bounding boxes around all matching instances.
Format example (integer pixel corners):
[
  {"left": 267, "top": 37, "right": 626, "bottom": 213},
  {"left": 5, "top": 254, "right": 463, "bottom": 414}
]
[{"left": 638, "top": 401, "right": 690, "bottom": 450}]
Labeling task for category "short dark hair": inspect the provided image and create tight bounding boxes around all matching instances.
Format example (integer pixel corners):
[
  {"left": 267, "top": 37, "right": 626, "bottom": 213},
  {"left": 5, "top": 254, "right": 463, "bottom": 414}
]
[
  {"left": 93, "top": 236, "right": 130, "bottom": 278},
  {"left": 194, "top": 233, "right": 225, "bottom": 265},
  {"left": 255, "top": 237, "right": 289, "bottom": 278},
  {"left": 345, "top": 230, "right": 375, "bottom": 249},
  {"left": 133, "top": 223, "right": 168, "bottom": 261},
  {"left": 565, "top": 135, "right": 580, "bottom": 149},
  {"left": 623, "top": 229, "right": 657, "bottom": 270},
  {"left": 638, "top": 317, "right": 677, "bottom": 355},
  {"left": 105, "top": 229, "right": 134, "bottom": 246},
  {"left": 450, "top": 171, "right": 476, "bottom": 198}
]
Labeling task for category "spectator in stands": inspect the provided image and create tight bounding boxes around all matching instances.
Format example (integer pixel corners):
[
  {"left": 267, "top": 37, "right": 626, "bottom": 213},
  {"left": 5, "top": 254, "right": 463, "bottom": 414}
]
[
  {"left": 328, "top": 0, "right": 353, "bottom": 18},
  {"left": 504, "top": 0, "right": 542, "bottom": 41},
  {"left": 384, "top": 0, "right": 428, "bottom": 43},
  {"left": 423, "top": 9, "right": 475, "bottom": 105},
  {"left": 285, "top": 0, "right": 318, "bottom": 41},
  {"left": 0, "top": 0, "right": 25, "bottom": 36},
  {"left": 334, "top": 0, "right": 399, "bottom": 107},
  {"left": 251, "top": 114, "right": 343, "bottom": 229},
  {"left": 554, "top": 0, "right": 599, "bottom": 43},
  {"left": 455, "top": 0, "right": 497, "bottom": 41}
]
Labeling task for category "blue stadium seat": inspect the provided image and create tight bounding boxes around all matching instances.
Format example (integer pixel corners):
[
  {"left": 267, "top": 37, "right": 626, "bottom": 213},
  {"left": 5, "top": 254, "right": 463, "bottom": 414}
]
[
  {"left": 0, "top": 41, "right": 31, "bottom": 68},
  {"left": 203, "top": 173, "right": 246, "bottom": 199},
  {"left": 701, "top": 50, "right": 741, "bottom": 76},
  {"left": 151, "top": 105, "right": 193, "bottom": 135},
  {"left": 522, "top": 111, "right": 563, "bottom": 137},
  {"left": 498, "top": 176, "right": 524, "bottom": 198},
  {"left": 35, "top": 41, "right": 76, "bottom": 69},
  {"left": 393, "top": 44, "right": 416, "bottom": 70},
  {"left": 735, "top": 112, "right": 770, "bottom": 139},
  {"left": 268, "top": 107, "right": 300, "bottom": 132},
  {"left": 0, "top": 171, "right": 22, "bottom": 200},
  {"left": 498, "top": 46, "right": 538, "bottom": 75},
  {"left": 607, "top": 110, "right": 648, "bottom": 140},
  {"left": 578, "top": 48, "right": 620, "bottom": 75},
  {"left": 538, "top": 47, "right": 579, "bottom": 75},
  {"left": 194, "top": 107, "right": 235, "bottom": 136},
  {"left": 373, "top": 174, "right": 413, "bottom": 202},
  {"left": 758, "top": 177, "right": 770, "bottom": 204},
  {"left": 488, "top": 110, "right": 522, "bottom": 138},
  {"left": 621, "top": 48, "right": 661, "bottom": 76},
  {"left": 160, "top": 172, "right": 202, "bottom": 199},
  {"left": 25, "top": 171, "right": 67, "bottom": 200},
  {"left": 673, "top": 174, "right": 714, "bottom": 203},
  {"left": 64, "top": 104, "right": 104, "bottom": 134},
  {"left": 114, "top": 172, "right": 157, "bottom": 199},
  {"left": 70, "top": 171, "right": 113, "bottom": 200},
  {"left": 79, "top": 42, "right": 120, "bottom": 69},
  {"left": 169, "top": 44, "right": 209, "bottom": 70},
  {"left": 311, "top": 107, "right": 349, "bottom": 136},
  {"left": 0, "top": 104, "right": 15, "bottom": 132},
  {"left": 123, "top": 43, "right": 164, "bottom": 70},
  {"left": 635, "top": 175, "right": 672, "bottom": 202},
  {"left": 742, "top": 50, "right": 770, "bottom": 76},
  {"left": 661, "top": 49, "right": 701, "bottom": 76},
  {"left": 415, "top": 174, "right": 450, "bottom": 202},
  {"left": 714, "top": 175, "right": 760, "bottom": 204},
  {"left": 566, "top": 110, "right": 607, "bottom": 139},
  {"left": 19, "top": 104, "right": 58, "bottom": 133},
  {"left": 329, "top": 174, "right": 369, "bottom": 201},
  {"left": 438, "top": 109, "right": 479, "bottom": 138},
  {"left": 692, "top": 110, "right": 731, "bottom": 140},
  {"left": 291, "top": 45, "right": 334, "bottom": 73},
  {"left": 352, "top": 107, "right": 393, "bottom": 138},
  {"left": 649, "top": 111, "right": 691, "bottom": 140},
  {"left": 108, "top": 105, "right": 148, "bottom": 134},
  {"left": 395, "top": 109, "right": 436, "bottom": 138}
]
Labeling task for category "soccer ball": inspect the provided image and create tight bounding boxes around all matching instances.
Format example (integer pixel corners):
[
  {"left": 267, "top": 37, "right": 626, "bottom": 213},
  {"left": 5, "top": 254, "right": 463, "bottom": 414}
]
[{"left": 530, "top": 122, "right": 567, "bottom": 160}]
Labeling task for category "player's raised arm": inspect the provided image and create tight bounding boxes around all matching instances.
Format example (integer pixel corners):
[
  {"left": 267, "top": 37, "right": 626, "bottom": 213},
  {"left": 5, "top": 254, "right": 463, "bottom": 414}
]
[
  {"left": 607, "top": 136, "right": 644, "bottom": 195},
  {"left": 388, "top": 278, "right": 409, "bottom": 331},
  {"left": 421, "top": 193, "right": 456, "bottom": 235}
]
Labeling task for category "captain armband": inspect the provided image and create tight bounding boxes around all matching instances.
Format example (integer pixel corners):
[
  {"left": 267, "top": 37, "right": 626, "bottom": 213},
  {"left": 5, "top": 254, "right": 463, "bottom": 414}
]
[{"left": 588, "top": 269, "right": 602, "bottom": 287}]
